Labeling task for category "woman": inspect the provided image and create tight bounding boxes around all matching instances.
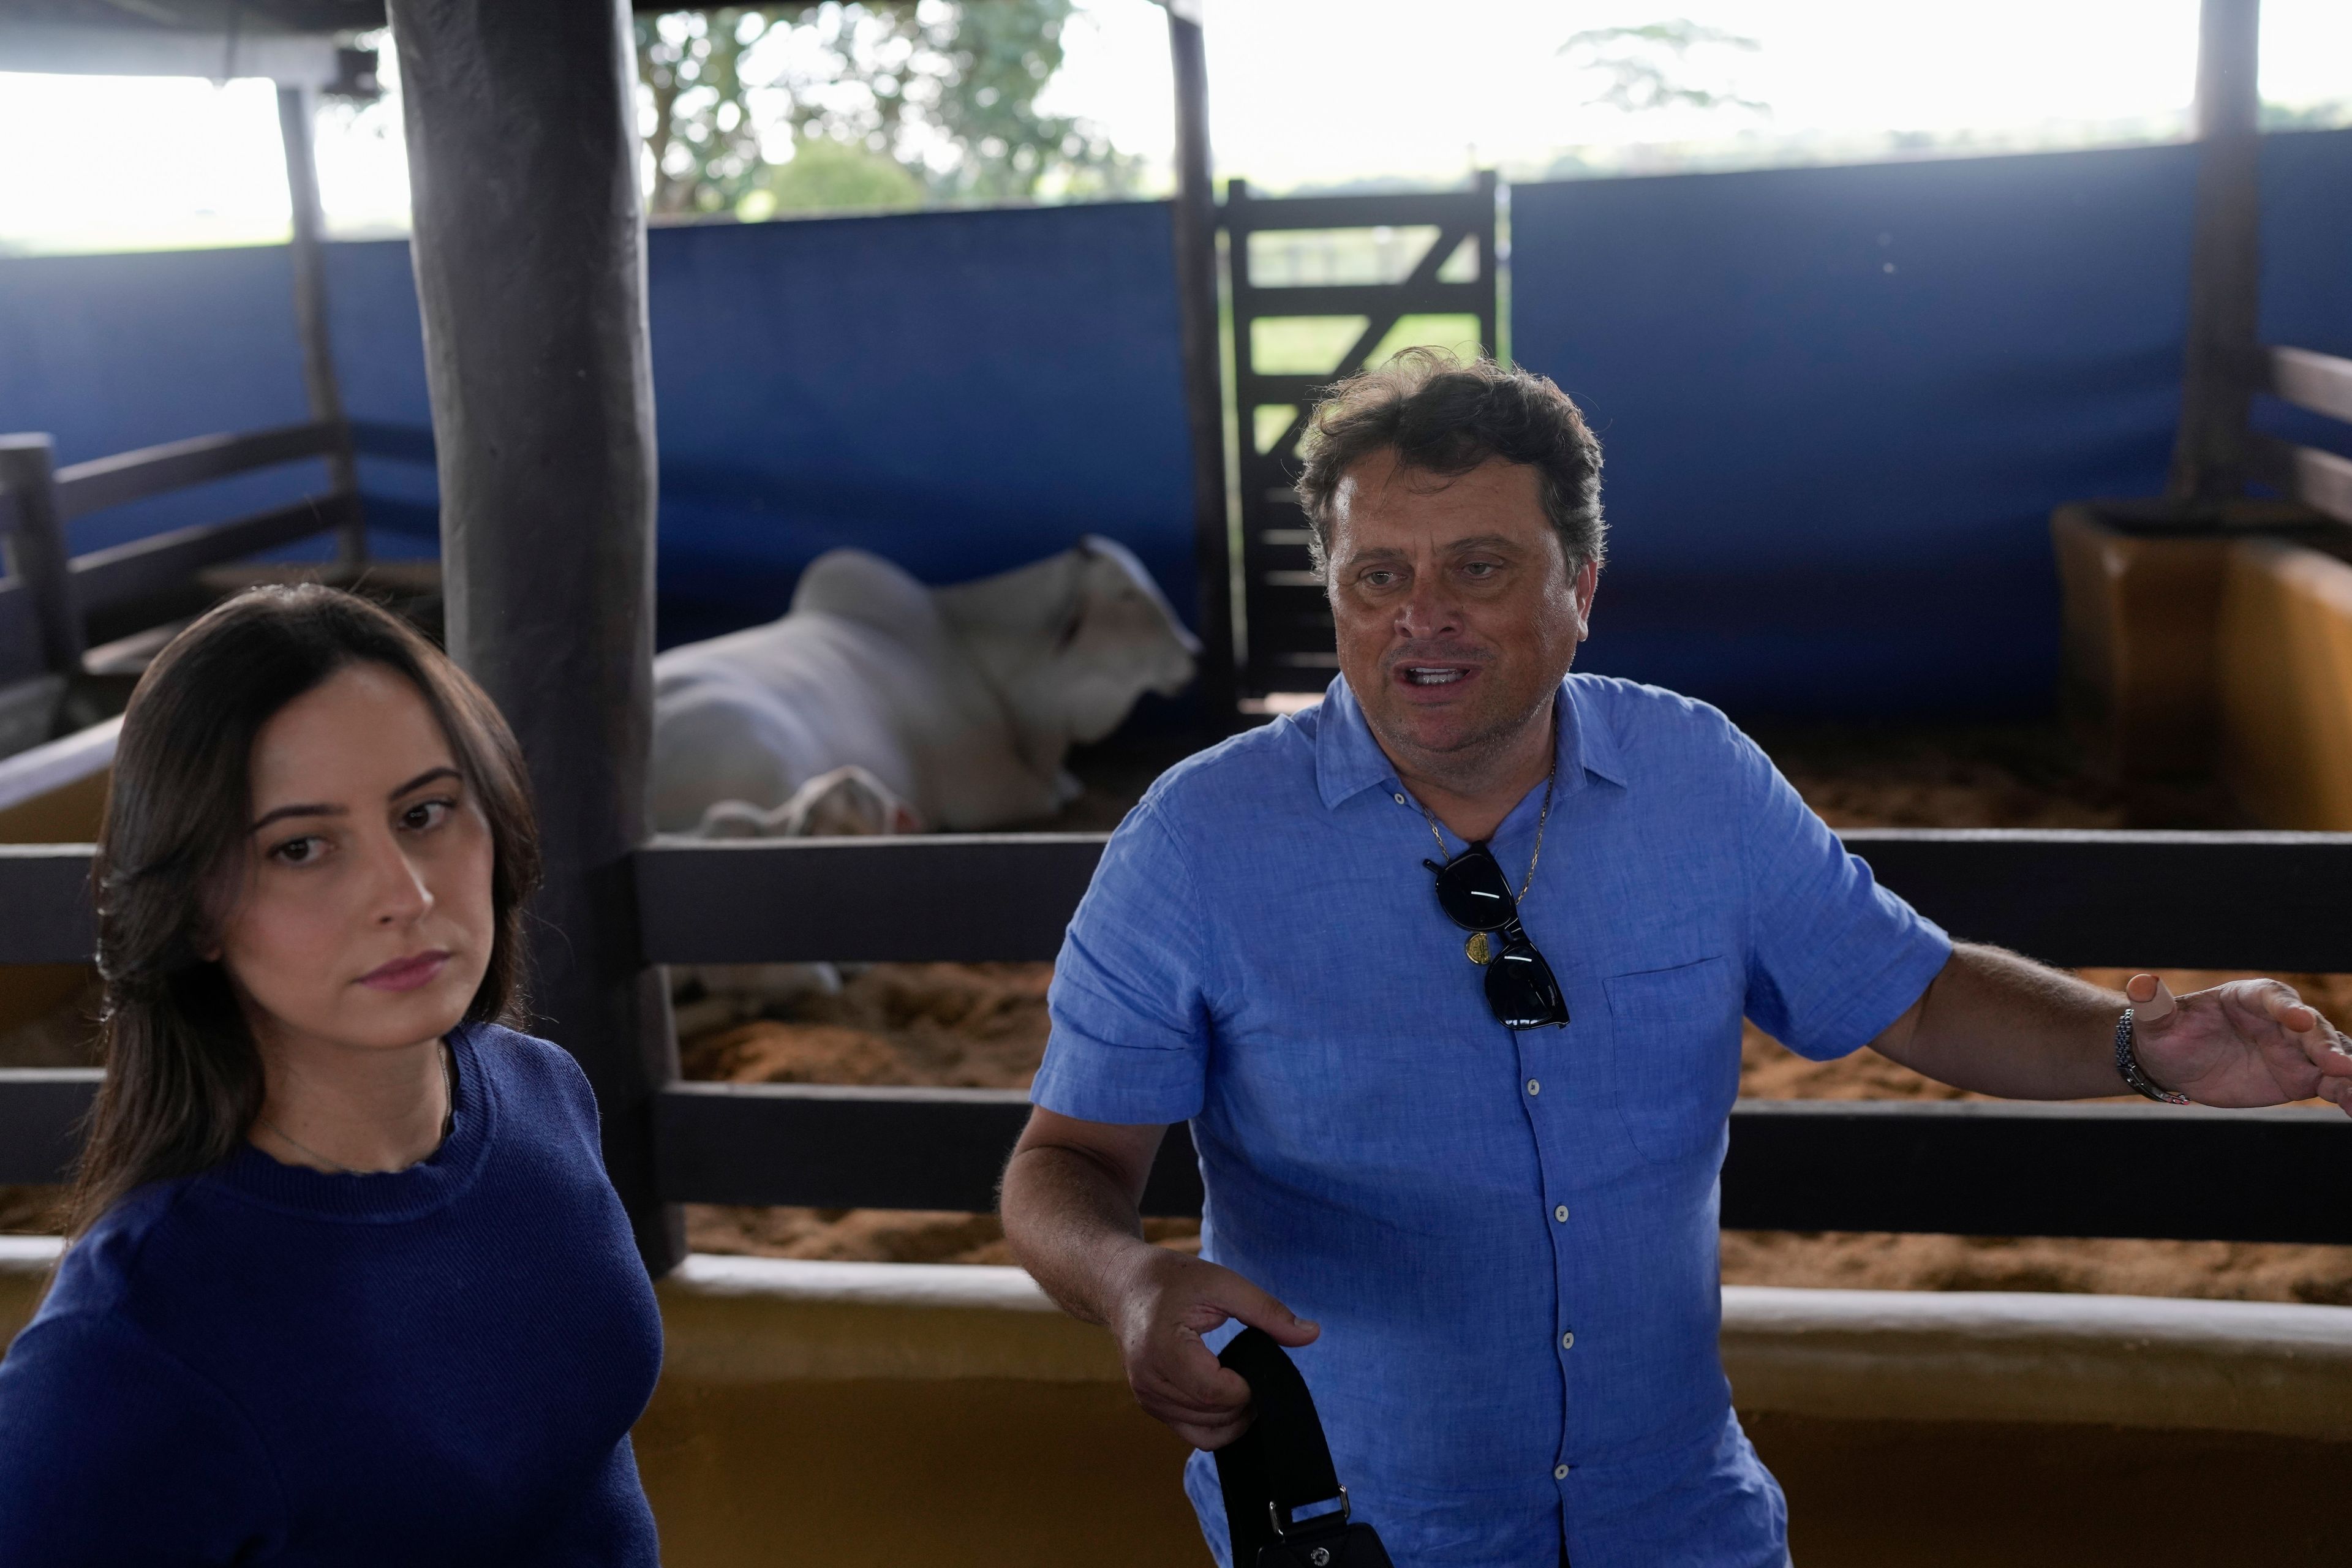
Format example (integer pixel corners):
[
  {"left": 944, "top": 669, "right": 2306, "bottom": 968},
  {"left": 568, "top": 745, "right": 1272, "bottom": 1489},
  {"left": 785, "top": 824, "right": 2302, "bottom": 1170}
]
[{"left": 0, "top": 586, "right": 662, "bottom": 1564}]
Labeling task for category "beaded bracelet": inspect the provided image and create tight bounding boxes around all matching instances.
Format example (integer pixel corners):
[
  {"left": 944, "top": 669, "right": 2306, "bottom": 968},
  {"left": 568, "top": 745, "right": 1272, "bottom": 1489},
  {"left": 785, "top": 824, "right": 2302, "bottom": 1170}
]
[{"left": 2114, "top": 1007, "right": 2190, "bottom": 1104}]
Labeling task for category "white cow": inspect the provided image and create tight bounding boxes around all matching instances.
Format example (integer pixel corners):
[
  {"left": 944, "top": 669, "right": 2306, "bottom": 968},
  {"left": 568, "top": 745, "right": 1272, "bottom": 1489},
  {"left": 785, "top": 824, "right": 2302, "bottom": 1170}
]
[
  {"left": 650, "top": 535, "right": 1199, "bottom": 836},
  {"left": 668, "top": 763, "right": 913, "bottom": 1033}
]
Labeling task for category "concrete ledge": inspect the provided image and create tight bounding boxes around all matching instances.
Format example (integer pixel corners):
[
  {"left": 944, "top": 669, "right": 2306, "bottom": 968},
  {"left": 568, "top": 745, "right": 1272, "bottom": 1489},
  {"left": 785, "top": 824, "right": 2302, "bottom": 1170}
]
[
  {"left": 668, "top": 1252, "right": 1063, "bottom": 1311},
  {"left": 2052, "top": 504, "right": 2352, "bottom": 828},
  {"left": 10, "top": 1243, "right": 2350, "bottom": 1441},
  {"left": 0, "top": 1234, "right": 61, "bottom": 1267},
  {"left": 656, "top": 1254, "right": 1123, "bottom": 1385},
  {"left": 662, "top": 1256, "right": 2352, "bottom": 1439},
  {"left": 1719, "top": 1283, "right": 2352, "bottom": 1441},
  {"left": 2050, "top": 503, "right": 2232, "bottom": 775},
  {"left": 2217, "top": 539, "right": 2352, "bottom": 829}
]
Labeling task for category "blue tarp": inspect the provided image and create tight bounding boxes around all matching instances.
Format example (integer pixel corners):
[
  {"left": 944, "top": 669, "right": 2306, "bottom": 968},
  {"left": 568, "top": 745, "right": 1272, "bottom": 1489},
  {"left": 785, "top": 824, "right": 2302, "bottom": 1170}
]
[
  {"left": 1509, "top": 128, "right": 2352, "bottom": 717},
  {"left": 638, "top": 202, "right": 1197, "bottom": 647},
  {"left": 0, "top": 244, "right": 345, "bottom": 560},
  {"left": 0, "top": 200, "right": 1199, "bottom": 652},
  {"left": 1, "top": 131, "right": 2344, "bottom": 714}
]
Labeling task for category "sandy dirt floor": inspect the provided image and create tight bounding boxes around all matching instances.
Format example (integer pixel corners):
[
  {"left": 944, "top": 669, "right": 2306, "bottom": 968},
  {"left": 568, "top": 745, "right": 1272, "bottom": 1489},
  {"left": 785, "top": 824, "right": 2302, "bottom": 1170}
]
[
  {"left": 671, "top": 960, "right": 2352, "bottom": 1304},
  {"left": 672, "top": 721, "right": 2351, "bottom": 1302},
  {"left": 6, "top": 720, "right": 2347, "bottom": 1302}
]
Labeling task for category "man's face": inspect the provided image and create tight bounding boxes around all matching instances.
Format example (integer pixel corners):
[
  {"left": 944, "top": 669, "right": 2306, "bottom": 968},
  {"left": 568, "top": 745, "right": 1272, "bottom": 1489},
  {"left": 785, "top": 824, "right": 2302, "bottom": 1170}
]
[{"left": 1325, "top": 450, "right": 1597, "bottom": 769}]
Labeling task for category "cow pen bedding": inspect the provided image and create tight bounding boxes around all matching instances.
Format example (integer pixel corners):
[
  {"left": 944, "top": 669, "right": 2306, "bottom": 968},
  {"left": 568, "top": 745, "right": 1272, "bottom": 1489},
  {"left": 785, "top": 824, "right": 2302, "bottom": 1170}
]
[
  {"left": 673, "top": 719, "right": 2352, "bottom": 1303},
  {"left": 2, "top": 719, "right": 2346, "bottom": 1303},
  {"left": 668, "top": 960, "right": 2352, "bottom": 1304}
]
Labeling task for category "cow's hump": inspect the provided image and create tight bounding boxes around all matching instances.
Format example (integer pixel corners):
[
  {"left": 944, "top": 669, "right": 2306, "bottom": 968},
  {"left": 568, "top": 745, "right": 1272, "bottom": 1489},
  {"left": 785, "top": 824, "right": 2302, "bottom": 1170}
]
[{"left": 790, "top": 548, "right": 936, "bottom": 634}]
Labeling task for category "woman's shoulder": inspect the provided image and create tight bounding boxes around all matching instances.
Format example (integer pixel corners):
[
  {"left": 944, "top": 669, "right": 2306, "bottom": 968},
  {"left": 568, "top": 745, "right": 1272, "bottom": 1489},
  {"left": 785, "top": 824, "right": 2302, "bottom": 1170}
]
[
  {"left": 467, "top": 1019, "right": 592, "bottom": 1087},
  {"left": 5, "top": 1189, "right": 260, "bottom": 1464},
  {"left": 459, "top": 1020, "right": 602, "bottom": 1148},
  {"left": 0, "top": 1293, "right": 285, "bottom": 1551},
  {"left": 38, "top": 1179, "right": 195, "bottom": 1320}
]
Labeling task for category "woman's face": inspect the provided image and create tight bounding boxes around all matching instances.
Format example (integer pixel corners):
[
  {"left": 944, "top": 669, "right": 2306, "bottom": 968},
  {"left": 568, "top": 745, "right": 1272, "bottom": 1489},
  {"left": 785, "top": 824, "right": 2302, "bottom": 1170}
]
[{"left": 213, "top": 662, "right": 496, "bottom": 1057}]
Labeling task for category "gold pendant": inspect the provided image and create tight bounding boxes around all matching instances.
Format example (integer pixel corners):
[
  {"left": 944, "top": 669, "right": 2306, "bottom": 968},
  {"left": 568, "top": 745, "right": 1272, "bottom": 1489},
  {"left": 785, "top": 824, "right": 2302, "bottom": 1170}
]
[{"left": 1464, "top": 931, "right": 1494, "bottom": 965}]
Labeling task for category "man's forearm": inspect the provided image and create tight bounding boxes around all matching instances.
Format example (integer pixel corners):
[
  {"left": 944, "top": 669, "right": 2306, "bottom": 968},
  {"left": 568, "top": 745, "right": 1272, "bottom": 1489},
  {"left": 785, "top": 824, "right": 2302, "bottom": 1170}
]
[
  {"left": 1871, "top": 942, "right": 2127, "bottom": 1099},
  {"left": 1000, "top": 1144, "right": 1159, "bottom": 1329}
]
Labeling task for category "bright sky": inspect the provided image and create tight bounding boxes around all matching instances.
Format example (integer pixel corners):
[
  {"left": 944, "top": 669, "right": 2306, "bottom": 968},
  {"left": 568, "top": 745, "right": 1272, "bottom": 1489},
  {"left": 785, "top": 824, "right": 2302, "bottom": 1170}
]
[
  {"left": 1055, "top": 0, "right": 2352, "bottom": 189},
  {"left": 0, "top": 0, "right": 2347, "bottom": 251}
]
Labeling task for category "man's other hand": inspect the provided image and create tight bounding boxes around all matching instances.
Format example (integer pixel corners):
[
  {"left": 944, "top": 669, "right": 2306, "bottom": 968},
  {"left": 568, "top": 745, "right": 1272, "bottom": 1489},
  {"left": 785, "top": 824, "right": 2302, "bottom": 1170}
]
[
  {"left": 2128, "top": 973, "right": 2352, "bottom": 1116},
  {"left": 1105, "top": 1247, "right": 1319, "bottom": 1450}
]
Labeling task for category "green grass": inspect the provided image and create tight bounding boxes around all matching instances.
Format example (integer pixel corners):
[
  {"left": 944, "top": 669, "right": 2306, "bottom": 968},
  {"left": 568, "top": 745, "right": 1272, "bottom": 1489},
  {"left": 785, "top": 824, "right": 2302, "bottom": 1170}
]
[
  {"left": 1365, "top": 313, "right": 1485, "bottom": 366},
  {"left": 1253, "top": 404, "right": 1301, "bottom": 454},
  {"left": 1249, "top": 312, "right": 1489, "bottom": 379},
  {"left": 1249, "top": 315, "right": 1368, "bottom": 374}
]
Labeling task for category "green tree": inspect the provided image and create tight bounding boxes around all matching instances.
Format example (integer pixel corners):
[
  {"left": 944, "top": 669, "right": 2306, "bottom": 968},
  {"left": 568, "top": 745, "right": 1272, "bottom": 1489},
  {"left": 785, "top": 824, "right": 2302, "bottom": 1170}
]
[
  {"left": 1559, "top": 20, "right": 1768, "bottom": 117},
  {"left": 636, "top": 2, "right": 1140, "bottom": 220}
]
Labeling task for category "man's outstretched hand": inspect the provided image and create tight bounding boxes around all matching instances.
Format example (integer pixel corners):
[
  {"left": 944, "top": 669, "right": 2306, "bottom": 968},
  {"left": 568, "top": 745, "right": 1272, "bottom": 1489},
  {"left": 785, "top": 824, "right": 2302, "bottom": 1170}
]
[
  {"left": 2129, "top": 973, "right": 2352, "bottom": 1116},
  {"left": 1106, "top": 1246, "right": 1319, "bottom": 1450}
]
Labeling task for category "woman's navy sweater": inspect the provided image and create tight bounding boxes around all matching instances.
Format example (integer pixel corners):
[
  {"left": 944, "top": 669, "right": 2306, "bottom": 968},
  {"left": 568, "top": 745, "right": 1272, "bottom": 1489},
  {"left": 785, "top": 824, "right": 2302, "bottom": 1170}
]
[{"left": 0, "top": 1023, "right": 663, "bottom": 1566}]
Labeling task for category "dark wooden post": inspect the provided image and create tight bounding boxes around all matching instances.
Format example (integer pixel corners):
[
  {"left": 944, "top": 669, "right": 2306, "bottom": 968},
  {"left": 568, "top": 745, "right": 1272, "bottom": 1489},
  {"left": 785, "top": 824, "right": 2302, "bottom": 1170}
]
[
  {"left": 274, "top": 82, "right": 363, "bottom": 565},
  {"left": 386, "top": 0, "right": 682, "bottom": 1273},
  {"left": 0, "top": 435, "right": 85, "bottom": 677},
  {"left": 1166, "top": 1, "right": 1236, "bottom": 726},
  {"left": 2168, "top": 0, "right": 2264, "bottom": 510}
]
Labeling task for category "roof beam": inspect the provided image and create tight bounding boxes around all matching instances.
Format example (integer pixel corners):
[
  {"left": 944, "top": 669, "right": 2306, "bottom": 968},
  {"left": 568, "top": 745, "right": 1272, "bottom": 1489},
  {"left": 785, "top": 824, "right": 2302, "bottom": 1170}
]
[{"left": 0, "top": 21, "right": 341, "bottom": 83}]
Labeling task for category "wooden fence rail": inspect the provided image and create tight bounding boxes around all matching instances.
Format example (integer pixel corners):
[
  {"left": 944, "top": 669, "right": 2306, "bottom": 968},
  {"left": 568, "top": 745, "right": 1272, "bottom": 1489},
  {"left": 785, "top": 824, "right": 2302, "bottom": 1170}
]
[
  {"left": 72, "top": 493, "right": 361, "bottom": 614},
  {"left": 2255, "top": 344, "right": 2352, "bottom": 428},
  {"left": 630, "top": 827, "right": 2352, "bottom": 971},
  {"left": 0, "top": 418, "right": 358, "bottom": 687},
  {"left": 2, "top": 1072, "right": 2341, "bottom": 1243},
  {"left": 2245, "top": 344, "right": 2352, "bottom": 527},
  {"left": 51, "top": 421, "right": 342, "bottom": 522},
  {"left": 1, "top": 827, "right": 2346, "bottom": 1241}
]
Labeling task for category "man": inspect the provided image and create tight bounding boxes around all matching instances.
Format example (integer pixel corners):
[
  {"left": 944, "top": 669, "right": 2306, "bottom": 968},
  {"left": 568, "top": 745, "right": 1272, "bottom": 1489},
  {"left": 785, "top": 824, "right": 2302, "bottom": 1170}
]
[{"left": 998, "top": 353, "right": 2352, "bottom": 1567}]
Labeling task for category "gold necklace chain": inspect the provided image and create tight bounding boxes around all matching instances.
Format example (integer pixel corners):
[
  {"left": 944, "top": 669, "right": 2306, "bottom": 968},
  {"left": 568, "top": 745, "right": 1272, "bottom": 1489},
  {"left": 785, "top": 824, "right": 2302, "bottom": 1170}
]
[
  {"left": 258, "top": 1042, "right": 454, "bottom": 1176},
  {"left": 1415, "top": 757, "right": 1558, "bottom": 903}
]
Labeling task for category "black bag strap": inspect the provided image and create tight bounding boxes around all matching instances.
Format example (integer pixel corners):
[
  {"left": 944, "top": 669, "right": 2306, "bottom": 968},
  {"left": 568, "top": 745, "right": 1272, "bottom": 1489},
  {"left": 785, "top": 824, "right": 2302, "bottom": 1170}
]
[{"left": 1213, "top": 1329, "right": 1353, "bottom": 1561}]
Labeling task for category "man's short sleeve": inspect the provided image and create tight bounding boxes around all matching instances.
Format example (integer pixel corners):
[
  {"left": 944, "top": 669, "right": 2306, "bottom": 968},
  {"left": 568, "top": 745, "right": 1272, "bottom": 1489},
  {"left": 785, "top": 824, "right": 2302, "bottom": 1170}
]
[
  {"left": 1735, "top": 734, "right": 1952, "bottom": 1061},
  {"left": 1031, "top": 799, "right": 1217, "bottom": 1125}
]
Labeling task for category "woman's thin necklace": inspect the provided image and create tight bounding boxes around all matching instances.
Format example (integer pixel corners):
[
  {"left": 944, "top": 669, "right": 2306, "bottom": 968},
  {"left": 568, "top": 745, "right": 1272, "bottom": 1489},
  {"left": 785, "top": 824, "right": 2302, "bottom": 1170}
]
[{"left": 258, "top": 1042, "right": 453, "bottom": 1177}]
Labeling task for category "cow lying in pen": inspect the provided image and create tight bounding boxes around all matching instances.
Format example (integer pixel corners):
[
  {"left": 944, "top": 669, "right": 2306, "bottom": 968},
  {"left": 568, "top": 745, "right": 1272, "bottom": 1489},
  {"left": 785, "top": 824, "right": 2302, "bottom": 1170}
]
[
  {"left": 652, "top": 537, "right": 1198, "bottom": 1027},
  {"left": 650, "top": 535, "right": 1198, "bottom": 836},
  {"left": 666, "top": 762, "right": 911, "bottom": 1031}
]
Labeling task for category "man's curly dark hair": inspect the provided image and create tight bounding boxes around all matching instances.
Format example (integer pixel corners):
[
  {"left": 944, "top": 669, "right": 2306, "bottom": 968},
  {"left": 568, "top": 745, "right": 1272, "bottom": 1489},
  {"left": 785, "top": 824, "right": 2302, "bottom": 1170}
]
[{"left": 1293, "top": 349, "right": 1606, "bottom": 576}]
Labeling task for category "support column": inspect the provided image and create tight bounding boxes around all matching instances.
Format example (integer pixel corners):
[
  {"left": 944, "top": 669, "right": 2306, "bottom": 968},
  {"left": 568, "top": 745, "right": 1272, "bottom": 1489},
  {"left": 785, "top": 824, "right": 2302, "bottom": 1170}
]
[
  {"left": 386, "top": 0, "right": 681, "bottom": 1272},
  {"left": 274, "top": 82, "right": 363, "bottom": 564},
  {"left": 1166, "top": 1, "right": 1237, "bottom": 726},
  {"left": 0, "top": 435, "right": 83, "bottom": 679},
  {"left": 2168, "top": 0, "right": 2263, "bottom": 509}
]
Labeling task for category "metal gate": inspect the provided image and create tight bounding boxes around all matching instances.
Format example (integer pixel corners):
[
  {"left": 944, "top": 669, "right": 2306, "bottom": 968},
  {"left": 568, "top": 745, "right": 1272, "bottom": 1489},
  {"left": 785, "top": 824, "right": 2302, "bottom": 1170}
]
[{"left": 1225, "top": 172, "right": 1499, "bottom": 699}]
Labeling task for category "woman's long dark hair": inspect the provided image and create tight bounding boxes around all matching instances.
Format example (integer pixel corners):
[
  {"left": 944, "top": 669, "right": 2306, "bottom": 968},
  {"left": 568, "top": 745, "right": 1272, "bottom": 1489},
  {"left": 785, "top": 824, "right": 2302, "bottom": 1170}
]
[{"left": 64, "top": 585, "right": 541, "bottom": 1235}]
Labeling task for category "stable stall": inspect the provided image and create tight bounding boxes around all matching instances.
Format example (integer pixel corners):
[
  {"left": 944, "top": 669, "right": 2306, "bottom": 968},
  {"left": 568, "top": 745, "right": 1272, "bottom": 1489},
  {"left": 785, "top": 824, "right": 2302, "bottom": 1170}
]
[{"left": 0, "top": 1, "right": 2346, "bottom": 1563}]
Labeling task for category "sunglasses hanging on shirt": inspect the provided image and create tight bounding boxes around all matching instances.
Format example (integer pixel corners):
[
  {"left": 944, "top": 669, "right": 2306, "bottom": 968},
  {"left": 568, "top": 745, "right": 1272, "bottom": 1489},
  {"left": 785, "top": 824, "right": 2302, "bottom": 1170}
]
[{"left": 1424, "top": 842, "right": 1570, "bottom": 1030}]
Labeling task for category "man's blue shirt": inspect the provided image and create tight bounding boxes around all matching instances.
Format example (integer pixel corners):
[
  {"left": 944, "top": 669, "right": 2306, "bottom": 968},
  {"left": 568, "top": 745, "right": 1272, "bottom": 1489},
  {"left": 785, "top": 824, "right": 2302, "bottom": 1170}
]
[{"left": 1032, "top": 673, "right": 1951, "bottom": 1568}]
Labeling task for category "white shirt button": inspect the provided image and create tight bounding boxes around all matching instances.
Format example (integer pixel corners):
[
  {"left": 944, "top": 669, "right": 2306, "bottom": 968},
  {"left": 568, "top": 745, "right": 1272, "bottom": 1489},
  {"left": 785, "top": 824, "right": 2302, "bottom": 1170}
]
[
  {"left": 1561, "top": 1331, "right": 1576, "bottom": 1350},
  {"left": 1392, "top": 792, "right": 1407, "bottom": 805},
  {"left": 1553, "top": 1204, "right": 1570, "bottom": 1223},
  {"left": 1526, "top": 1079, "right": 1541, "bottom": 1096},
  {"left": 1554, "top": 1464, "right": 1570, "bottom": 1481}
]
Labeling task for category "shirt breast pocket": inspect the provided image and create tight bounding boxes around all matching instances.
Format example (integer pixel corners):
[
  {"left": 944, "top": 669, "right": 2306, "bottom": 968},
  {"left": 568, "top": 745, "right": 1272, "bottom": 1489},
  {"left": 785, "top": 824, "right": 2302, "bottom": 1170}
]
[{"left": 1604, "top": 954, "right": 1742, "bottom": 1166}]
